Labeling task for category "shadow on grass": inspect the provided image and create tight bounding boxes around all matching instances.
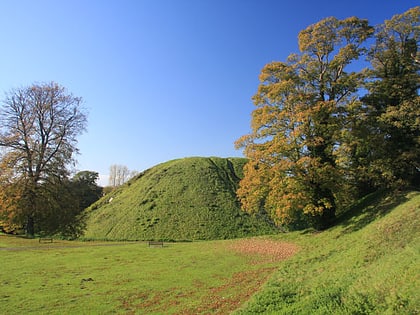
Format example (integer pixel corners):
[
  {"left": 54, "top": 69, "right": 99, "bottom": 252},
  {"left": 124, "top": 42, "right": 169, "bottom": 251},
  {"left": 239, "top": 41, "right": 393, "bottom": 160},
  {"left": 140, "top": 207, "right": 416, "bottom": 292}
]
[{"left": 335, "top": 189, "right": 409, "bottom": 235}]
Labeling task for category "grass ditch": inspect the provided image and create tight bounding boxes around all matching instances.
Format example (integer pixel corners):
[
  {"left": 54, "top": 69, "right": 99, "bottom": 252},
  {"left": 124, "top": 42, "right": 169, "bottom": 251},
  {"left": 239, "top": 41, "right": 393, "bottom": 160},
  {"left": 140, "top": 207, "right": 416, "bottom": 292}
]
[{"left": 235, "top": 190, "right": 420, "bottom": 314}]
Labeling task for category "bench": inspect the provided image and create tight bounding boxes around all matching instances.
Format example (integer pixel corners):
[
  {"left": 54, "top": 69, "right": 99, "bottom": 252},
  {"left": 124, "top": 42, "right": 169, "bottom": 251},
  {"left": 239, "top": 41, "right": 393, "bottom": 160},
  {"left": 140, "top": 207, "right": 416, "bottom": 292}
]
[
  {"left": 39, "top": 238, "right": 53, "bottom": 243},
  {"left": 148, "top": 240, "right": 163, "bottom": 247}
]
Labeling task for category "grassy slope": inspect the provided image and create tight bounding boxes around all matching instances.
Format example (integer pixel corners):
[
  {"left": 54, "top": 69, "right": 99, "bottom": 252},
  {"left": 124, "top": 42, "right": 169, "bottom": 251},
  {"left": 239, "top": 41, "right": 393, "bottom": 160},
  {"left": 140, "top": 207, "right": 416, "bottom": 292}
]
[
  {"left": 82, "top": 157, "right": 276, "bottom": 241},
  {"left": 236, "top": 190, "right": 420, "bottom": 314}
]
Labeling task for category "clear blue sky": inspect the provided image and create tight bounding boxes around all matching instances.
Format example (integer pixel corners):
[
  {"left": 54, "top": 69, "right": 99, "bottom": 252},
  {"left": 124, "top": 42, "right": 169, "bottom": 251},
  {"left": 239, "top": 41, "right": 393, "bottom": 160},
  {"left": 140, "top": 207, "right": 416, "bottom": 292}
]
[{"left": 0, "top": 0, "right": 417, "bottom": 185}]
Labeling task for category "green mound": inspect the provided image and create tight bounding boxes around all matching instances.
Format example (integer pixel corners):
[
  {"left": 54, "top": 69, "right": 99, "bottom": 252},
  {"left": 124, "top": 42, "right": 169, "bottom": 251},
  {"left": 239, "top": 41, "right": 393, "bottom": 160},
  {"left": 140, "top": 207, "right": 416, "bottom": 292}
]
[{"left": 82, "top": 157, "right": 276, "bottom": 240}]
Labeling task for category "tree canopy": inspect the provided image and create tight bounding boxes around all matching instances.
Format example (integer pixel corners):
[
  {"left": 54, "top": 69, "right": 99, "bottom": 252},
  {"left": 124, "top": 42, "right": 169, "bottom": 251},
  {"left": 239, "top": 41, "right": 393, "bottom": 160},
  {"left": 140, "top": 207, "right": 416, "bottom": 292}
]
[
  {"left": 0, "top": 82, "right": 88, "bottom": 236},
  {"left": 236, "top": 7, "right": 419, "bottom": 230}
]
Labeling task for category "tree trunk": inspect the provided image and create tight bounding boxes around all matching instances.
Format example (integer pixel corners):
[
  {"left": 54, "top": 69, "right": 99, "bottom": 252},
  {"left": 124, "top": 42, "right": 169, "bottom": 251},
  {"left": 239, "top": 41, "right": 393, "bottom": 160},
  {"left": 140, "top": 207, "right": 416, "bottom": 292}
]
[
  {"left": 26, "top": 215, "right": 35, "bottom": 237},
  {"left": 310, "top": 185, "right": 336, "bottom": 230}
]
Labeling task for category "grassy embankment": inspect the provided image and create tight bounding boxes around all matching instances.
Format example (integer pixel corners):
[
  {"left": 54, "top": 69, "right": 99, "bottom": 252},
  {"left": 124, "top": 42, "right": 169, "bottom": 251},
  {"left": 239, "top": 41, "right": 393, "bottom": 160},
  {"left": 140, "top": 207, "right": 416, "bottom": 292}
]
[
  {"left": 1, "top": 189, "right": 418, "bottom": 314},
  {"left": 235, "top": 189, "right": 420, "bottom": 314}
]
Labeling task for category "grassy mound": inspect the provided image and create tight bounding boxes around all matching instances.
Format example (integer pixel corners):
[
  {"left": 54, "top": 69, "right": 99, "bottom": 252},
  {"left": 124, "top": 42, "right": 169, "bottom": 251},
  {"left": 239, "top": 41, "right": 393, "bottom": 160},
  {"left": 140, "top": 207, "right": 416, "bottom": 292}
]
[
  {"left": 82, "top": 157, "right": 276, "bottom": 241},
  {"left": 236, "top": 189, "right": 420, "bottom": 314}
]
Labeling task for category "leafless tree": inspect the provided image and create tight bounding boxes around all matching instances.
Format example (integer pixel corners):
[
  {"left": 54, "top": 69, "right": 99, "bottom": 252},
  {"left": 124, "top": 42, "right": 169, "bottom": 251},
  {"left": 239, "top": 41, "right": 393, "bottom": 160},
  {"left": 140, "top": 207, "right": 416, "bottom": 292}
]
[{"left": 108, "top": 164, "right": 137, "bottom": 187}]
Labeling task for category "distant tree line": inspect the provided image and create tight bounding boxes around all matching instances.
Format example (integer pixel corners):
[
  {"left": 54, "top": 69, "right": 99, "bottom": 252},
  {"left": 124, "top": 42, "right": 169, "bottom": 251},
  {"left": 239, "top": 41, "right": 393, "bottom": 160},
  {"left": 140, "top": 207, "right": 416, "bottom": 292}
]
[{"left": 236, "top": 7, "right": 419, "bottom": 230}]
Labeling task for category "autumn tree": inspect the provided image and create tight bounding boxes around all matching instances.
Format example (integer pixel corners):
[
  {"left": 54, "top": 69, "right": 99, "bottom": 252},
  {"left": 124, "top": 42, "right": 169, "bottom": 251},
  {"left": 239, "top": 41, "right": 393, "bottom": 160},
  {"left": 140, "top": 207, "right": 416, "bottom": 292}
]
[
  {"left": 0, "top": 175, "right": 25, "bottom": 233},
  {"left": 0, "top": 82, "right": 87, "bottom": 236},
  {"left": 236, "top": 17, "right": 373, "bottom": 229}
]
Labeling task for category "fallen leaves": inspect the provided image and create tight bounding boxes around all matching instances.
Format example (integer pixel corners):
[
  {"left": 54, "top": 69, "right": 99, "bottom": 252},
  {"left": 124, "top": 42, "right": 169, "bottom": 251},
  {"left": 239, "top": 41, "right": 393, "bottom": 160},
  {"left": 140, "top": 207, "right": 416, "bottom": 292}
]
[{"left": 230, "top": 238, "right": 299, "bottom": 264}]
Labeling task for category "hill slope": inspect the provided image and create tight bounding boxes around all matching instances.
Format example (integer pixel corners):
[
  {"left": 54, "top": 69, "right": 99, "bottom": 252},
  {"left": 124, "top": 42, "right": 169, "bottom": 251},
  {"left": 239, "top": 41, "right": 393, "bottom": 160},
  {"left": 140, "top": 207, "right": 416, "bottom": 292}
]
[
  {"left": 236, "top": 189, "right": 420, "bottom": 314},
  {"left": 82, "top": 157, "right": 276, "bottom": 240}
]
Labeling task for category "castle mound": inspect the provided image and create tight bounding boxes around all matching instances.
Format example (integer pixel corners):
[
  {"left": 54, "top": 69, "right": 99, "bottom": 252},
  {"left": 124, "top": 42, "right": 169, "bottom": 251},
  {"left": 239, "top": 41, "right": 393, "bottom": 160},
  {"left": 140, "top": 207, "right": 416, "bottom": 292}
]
[{"left": 82, "top": 157, "right": 276, "bottom": 240}]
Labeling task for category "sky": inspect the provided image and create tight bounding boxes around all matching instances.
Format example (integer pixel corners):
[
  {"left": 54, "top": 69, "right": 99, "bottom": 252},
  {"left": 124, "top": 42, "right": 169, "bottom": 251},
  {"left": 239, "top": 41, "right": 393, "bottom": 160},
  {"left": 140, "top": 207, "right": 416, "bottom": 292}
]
[{"left": 0, "top": 0, "right": 418, "bottom": 186}]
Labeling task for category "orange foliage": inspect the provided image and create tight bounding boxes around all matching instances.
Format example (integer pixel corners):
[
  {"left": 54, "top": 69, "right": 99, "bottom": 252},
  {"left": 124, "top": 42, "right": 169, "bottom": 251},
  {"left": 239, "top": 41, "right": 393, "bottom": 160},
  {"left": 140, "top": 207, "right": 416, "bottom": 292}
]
[{"left": 236, "top": 15, "right": 374, "bottom": 229}]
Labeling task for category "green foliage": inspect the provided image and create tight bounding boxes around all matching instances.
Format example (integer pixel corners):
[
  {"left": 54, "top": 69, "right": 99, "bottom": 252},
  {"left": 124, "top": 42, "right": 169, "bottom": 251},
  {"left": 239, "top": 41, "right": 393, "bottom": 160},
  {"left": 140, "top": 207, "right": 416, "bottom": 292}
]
[
  {"left": 360, "top": 7, "right": 420, "bottom": 188},
  {"left": 236, "top": 190, "right": 420, "bottom": 314},
  {"left": 0, "top": 175, "right": 96, "bottom": 239},
  {"left": 82, "top": 157, "right": 277, "bottom": 241},
  {"left": 33, "top": 180, "right": 84, "bottom": 238},
  {"left": 71, "top": 171, "right": 102, "bottom": 210}
]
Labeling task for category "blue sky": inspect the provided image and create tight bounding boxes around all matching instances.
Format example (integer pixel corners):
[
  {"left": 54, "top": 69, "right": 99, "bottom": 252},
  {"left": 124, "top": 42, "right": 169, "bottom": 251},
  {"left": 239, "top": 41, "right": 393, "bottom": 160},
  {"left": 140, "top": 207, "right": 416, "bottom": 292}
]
[{"left": 0, "top": 0, "right": 417, "bottom": 185}]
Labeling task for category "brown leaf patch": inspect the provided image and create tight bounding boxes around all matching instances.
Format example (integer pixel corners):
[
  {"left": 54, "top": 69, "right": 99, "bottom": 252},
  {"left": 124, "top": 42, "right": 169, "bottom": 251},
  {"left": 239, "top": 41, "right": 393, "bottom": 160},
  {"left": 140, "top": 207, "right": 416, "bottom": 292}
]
[{"left": 229, "top": 238, "right": 299, "bottom": 264}]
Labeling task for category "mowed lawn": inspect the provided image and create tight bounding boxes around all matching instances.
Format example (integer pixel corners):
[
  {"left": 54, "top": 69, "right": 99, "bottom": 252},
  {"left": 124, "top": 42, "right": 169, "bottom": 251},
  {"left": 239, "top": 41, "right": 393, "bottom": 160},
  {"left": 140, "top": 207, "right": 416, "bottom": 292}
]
[{"left": 0, "top": 235, "right": 295, "bottom": 314}]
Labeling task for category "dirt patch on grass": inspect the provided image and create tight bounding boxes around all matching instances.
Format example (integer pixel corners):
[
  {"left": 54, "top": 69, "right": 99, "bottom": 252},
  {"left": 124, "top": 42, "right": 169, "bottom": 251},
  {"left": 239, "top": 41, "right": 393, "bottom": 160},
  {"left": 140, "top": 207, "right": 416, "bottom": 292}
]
[
  {"left": 120, "top": 238, "right": 299, "bottom": 314},
  {"left": 186, "top": 267, "right": 276, "bottom": 315},
  {"left": 229, "top": 238, "right": 299, "bottom": 264},
  {"left": 185, "top": 239, "right": 299, "bottom": 314},
  {"left": 122, "top": 268, "right": 277, "bottom": 315}
]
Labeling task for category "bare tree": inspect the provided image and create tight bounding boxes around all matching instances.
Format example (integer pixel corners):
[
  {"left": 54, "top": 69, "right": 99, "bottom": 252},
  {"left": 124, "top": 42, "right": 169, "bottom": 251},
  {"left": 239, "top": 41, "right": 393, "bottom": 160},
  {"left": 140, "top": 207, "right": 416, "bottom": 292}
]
[
  {"left": 108, "top": 164, "right": 138, "bottom": 187},
  {"left": 0, "top": 82, "right": 87, "bottom": 236}
]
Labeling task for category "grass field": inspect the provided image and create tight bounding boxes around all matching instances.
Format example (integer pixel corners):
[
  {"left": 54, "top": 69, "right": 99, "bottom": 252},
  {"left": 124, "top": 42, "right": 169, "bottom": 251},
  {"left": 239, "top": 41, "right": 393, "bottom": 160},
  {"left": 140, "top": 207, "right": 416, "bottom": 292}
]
[
  {"left": 1, "top": 189, "right": 419, "bottom": 314},
  {"left": 0, "top": 236, "right": 295, "bottom": 314}
]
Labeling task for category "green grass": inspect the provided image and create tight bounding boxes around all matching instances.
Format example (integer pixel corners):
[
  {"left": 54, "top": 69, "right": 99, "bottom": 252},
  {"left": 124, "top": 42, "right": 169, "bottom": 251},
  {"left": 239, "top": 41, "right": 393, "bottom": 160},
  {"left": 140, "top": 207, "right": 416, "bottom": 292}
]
[
  {"left": 1, "top": 189, "right": 418, "bottom": 314},
  {"left": 235, "top": 190, "right": 420, "bottom": 314},
  {"left": 82, "top": 157, "right": 276, "bottom": 241},
  {"left": 0, "top": 237, "right": 278, "bottom": 314}
]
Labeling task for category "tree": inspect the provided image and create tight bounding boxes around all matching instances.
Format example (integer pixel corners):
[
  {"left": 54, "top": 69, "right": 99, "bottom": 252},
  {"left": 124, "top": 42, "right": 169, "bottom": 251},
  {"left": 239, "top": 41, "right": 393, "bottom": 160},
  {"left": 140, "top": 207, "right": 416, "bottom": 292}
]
[
  {"left": 360, "top": 7, "right": 420, "bottom": 187},
  {"left": 71, "top": 171, "right": 102, "bottom": 210},
  {"left": 236, "top": 17, "right": 373, "bottom": 229},
  {"left": 0, "top": 82, "right": 87, "bottom": 236},
  {"left": 29, "top": 177, "right": 84, "bottom": 237},
  {"left": 108, "top": 164, "right": 137, "bottom": 187}
]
